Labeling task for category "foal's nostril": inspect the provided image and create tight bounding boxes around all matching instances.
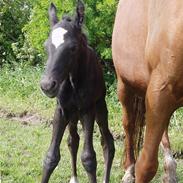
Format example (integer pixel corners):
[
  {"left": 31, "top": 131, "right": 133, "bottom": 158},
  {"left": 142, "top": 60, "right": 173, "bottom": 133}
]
[
  {"left": 40, "top": 79, "right": 58, "bottom": 92},
  {"left": 51, "top": 81, "right": 57, "bottom": 90}
]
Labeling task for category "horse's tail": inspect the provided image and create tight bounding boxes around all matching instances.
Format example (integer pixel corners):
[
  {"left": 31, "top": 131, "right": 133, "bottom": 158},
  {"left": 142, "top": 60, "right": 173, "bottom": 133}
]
[{"left": 133, "top": 95, "right": 145, "bottom": 158}]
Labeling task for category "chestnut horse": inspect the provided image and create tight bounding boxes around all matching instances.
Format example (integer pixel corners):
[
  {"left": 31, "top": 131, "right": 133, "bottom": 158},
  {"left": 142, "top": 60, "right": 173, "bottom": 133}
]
[
  {"left": 112, "top": 0, "right": 182, "bottom": 182},
  {"left": 40, "top": 1, "right": 114, "bottom": 183}
]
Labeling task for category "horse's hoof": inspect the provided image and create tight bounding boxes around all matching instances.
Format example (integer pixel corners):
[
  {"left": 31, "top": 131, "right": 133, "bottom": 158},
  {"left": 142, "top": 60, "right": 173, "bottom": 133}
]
[
  {"left": 162, "top": 153, "right": 177, "bottom": 183},
  {"left": 122, "top": 165, "right": 135, "bottom": 183},
  {"left": 69, "top": 176, "right": 79, "bottom": 183},
  {"left": 163, "top": 175, "right": 177, "bottom": 183}
]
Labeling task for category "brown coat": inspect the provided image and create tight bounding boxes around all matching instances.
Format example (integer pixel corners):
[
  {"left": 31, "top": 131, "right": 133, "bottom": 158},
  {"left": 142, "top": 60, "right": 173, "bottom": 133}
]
[{"left": 112, "top": 0, "right": 182, "bottom": 182}]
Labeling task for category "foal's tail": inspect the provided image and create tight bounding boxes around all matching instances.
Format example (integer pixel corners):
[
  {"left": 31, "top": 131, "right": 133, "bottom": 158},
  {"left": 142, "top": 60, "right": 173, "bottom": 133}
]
[{"left": 133, "top": 95, "right": 145, "bottom": 158}]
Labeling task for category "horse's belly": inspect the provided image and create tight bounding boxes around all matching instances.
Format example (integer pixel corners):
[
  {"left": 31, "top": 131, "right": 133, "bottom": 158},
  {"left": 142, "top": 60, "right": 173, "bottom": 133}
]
[{"left": 112, "top": 0, "right": 149, "bottom": 92}]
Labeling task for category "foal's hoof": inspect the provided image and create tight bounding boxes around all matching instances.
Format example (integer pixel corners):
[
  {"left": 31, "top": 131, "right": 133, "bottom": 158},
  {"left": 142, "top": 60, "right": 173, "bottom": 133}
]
[
  {"left": 122, "top": 165, "right": 135, "bottom": 183},
  {"left": 163, "top": 156, "right": 177, "bottom": 183},
  {"left": 69, "top": 176, "right": 79, "bottom": 183}
]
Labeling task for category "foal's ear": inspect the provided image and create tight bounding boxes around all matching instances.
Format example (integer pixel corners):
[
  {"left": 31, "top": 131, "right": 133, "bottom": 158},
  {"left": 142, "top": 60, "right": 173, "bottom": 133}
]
[
  {"left": 75, "top": 0, "right": 85, "bottom": 28},
  {"left": 49, "top": 3, "right": 58, "bottom": 27}
]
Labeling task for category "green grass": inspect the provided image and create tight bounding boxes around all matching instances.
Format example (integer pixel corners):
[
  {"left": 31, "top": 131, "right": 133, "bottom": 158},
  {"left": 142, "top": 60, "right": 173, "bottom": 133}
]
[
  {"left": 1, "top": 119, "right": 183, "bottom": 183},
  {"left": 0, "top": 65, "right": 183, "bottom": 182},
  {"left": 0, "top": 65, "right": 121, "bottom": 132},
  {"left": 0, "top": 119, "right": 124, "bottom": 183},
  {"left": 0, "top": 65, "right": 55, "bottom": 119}
]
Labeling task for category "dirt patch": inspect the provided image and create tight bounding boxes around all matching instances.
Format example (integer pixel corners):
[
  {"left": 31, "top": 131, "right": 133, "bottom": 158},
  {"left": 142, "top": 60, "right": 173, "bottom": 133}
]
[
  {"left": 1, "top": 108, "right": 183, "bottom": 159},
  {"left": 0, "top": 108, "right": 50, "bottom": 125}
]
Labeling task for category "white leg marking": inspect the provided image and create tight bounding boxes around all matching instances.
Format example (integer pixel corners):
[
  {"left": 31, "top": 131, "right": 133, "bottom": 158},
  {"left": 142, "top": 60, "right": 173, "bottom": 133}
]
[
  {"left": 69, "top": 176, "right": 79, "bottom": 183},
  {"left": 122, "top": 164, "right": 135, "bottom": 183},
  {"left": 161, "top": 144, "right": 177, "bottom": 183}
]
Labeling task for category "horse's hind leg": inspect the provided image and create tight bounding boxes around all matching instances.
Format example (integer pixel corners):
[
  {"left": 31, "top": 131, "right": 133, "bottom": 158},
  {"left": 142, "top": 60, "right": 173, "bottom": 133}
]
[
  {"left": 67, "top": 121, "right": 80, "bottom": 183},
  {"left": 80, "top": 108, "right": 97, "bottom": 183},
  {"left": 41, "top": 106, "right": 68, "bottom": 183},
  {"left": 118, "top": 81, "right": 138, "bottom": 183},
  {"left": 135, "top": 71, "right": 176, "bottom": 183},
  {"left": 161, "top": 129, "right": 177, "bottom": 183},
  {"left": 95, "top": 98, "right": 115, "bottom": 183}
]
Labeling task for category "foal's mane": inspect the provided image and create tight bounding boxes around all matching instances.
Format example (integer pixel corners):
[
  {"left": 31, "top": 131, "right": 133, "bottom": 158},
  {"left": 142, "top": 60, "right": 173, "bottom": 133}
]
[{"left": 61, "top": 15, "right": 88, "bottom": 48}]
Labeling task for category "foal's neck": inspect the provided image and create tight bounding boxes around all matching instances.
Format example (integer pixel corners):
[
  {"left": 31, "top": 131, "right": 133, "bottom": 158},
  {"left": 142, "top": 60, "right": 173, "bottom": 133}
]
[{"left": 69, "top": 44, "right": 89, "bottom": 89}]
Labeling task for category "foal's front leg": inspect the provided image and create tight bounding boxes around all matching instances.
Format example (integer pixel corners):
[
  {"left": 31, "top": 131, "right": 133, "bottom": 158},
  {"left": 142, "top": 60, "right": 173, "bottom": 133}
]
[
  {"left": 41, "top": 106, "right": 68, "bottom": 183},
  {"left": 80, "top": 108, "right": 97, "bottom": 183},
  {"left": 67, "top": 121, "right": 80, "bottom": 183}
]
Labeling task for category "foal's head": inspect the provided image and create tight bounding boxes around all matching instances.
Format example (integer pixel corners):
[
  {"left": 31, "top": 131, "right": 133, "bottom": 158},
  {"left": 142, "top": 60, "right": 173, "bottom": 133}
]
[{"left": 40, "top": 1, "right": 85, "bottom": 98}]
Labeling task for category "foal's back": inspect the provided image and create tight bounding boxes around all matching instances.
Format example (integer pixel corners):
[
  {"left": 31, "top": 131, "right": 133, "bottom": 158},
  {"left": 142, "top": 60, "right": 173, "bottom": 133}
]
[{"left": 80, "top": 46, "right": 106, "bottom": 101}]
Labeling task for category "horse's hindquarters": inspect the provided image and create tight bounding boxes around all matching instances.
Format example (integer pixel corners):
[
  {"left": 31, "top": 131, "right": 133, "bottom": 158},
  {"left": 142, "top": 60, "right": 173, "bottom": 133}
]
[{"left": 112, "top": 0, "right": 149, "bottom": 92}]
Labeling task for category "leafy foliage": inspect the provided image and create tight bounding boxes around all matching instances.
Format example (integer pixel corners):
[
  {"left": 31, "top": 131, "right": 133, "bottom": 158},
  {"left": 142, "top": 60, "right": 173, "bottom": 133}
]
[
  {"left": 24, "top": 0, "right": 118, "bottom": 62},
  {"left": 0, "top": 0, "right": 32, "bottom": 65},
  {"left": 85, "top": 0, "right": 117, "bottom": 59},
  {"left": 0, "top": 0, "right": 117, "bottom": 66}
]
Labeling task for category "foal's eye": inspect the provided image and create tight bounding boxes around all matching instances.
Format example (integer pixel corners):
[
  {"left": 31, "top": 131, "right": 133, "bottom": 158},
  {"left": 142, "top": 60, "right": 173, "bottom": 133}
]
[{"left": 70, "top": 45, "right": 77, "bottom": 53}]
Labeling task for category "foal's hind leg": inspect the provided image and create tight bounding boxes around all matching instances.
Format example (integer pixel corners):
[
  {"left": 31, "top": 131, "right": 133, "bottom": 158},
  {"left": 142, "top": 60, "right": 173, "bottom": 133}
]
[
  {"left": 41, "top": 106, "right": 68, "bottom": 183},
  {"left": 80, "top": 108, "right": 97, "bottom": 183},
  {"left": 67, "top": 121, "right": 80, "bottom": 183},
  {"left": 161, "top": 129, "right": 177, "bottom": 183},
  {"left": 118, "top": 81, "right": 137, "bottom": 183},
  {"left": 95, "top": 98, "right": 115, "bottom": 183}
]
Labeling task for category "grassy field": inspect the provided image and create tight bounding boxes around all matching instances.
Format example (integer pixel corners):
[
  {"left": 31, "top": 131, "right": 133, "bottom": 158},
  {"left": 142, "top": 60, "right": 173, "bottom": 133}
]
[{"left": 0, "top": 65, "right": 183, "bottom": 183}]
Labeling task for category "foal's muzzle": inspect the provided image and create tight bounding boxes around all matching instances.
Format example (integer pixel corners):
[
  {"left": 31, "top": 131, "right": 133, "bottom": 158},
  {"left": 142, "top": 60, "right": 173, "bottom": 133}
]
[{"left": 40, "top": 76, "right": 58, "bottom": 98}]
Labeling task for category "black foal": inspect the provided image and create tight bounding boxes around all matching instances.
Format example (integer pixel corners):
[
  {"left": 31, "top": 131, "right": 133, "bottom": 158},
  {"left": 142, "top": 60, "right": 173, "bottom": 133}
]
[{"left": 40, "top": 1, "right": 115, "bottom": 183}]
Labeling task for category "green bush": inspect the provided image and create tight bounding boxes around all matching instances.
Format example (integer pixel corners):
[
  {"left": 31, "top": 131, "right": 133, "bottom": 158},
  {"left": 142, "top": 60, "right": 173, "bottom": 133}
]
[
  {"left": 0, "top": 0, "right": 118, "bottom": 67},
  {"left": 24, "top": 0, "right": 118, "bottom": 62},
  {"left": 0, "top": 0, "right": 32, "bottom": 65},
  {"left": 11, "top": 38, "right": 42, "bottom": 66}
]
